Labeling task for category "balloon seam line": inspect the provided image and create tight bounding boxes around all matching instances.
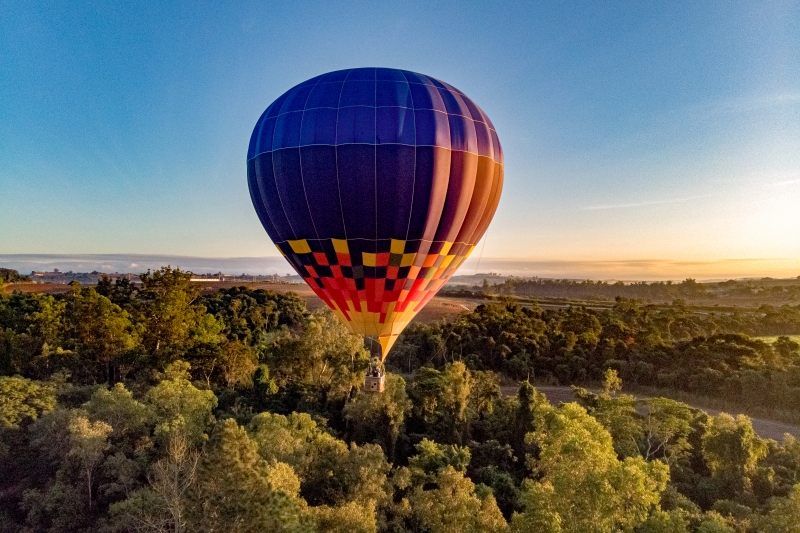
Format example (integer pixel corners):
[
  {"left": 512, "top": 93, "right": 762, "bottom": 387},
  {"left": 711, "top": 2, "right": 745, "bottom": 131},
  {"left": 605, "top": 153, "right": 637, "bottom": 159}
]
[
  {"left": 334, "top": 69, "right": 352, "bottom": 241},
  {"left": 296, "top": 76, "right": 324, "bottom": 242}
]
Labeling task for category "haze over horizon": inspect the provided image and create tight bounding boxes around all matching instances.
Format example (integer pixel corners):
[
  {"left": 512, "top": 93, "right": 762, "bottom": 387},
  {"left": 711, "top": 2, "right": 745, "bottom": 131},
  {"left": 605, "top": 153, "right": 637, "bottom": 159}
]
[
  {"left": 1, "top": 253, "right": 797, "bottom": 282},
  {"left": 2, "top": 1, "right": 799, "bottom": 279}
]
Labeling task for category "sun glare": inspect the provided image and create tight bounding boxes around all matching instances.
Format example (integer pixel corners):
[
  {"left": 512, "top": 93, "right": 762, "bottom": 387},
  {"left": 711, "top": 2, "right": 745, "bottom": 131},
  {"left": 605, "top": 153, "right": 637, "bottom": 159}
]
[{"left": 735, "top": 182, "right": 800, "bottom": 256}]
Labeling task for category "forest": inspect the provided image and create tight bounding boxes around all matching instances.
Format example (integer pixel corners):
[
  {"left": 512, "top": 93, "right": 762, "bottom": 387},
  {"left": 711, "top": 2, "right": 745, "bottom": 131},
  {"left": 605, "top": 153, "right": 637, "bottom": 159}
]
[
  {"left": 2, "top": 267, "right": 800, "bottom": 532},
  {"left": 396, "top": 295, "right": 800, "bottom": 421},
  {"left": 445, "top": 276, "right": 800, "bottom": 306}
]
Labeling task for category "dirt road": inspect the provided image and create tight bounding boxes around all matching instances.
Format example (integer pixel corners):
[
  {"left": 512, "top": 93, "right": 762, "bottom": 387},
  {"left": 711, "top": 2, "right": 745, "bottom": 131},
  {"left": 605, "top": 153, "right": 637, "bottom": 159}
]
[{"left": 501, "top": 386, "right": 800, "bottom": 441}]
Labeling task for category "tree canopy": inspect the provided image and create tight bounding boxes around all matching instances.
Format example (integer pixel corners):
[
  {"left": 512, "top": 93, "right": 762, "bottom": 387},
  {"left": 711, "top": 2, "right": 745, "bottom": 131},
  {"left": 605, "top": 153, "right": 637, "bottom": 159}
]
[{"left": 1, "top": 269, "right": 800, "bottom": 532}]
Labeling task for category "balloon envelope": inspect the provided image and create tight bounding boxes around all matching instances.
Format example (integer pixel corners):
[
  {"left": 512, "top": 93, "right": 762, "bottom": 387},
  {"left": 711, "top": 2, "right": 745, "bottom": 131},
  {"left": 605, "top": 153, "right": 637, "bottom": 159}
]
[{"left": 247, "top": 68, "right": 503, "bottom": 358}]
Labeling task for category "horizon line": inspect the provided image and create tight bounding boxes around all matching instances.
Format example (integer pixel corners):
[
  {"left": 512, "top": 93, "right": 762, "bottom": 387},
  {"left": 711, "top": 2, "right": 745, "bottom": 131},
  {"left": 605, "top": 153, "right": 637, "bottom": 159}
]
[
  {"left": 1, "top": 253, "right": 797, "bottom": 264},
  {"left": 2, "top": 253, "right": 798, "bottom": 283}
]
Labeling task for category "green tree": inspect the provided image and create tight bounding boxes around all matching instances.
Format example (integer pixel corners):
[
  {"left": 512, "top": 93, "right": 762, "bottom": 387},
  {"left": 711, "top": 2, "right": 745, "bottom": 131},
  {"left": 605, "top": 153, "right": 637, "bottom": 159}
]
[
  {"left": 555, "top": 307, "right": 603, "bottom": 349},
  {"left": 188, "top": 418, "right": 312, "bottom": 533},
  {"left": 701, "top": 413, "right": 767, "bottom": 497},
  {"left": 108, "top": 486, "right": 166, "bottom": 533},
  {"left": 184, "top": 342, "right": 224, "bottom": 388},
  {"left": 27, "top": 294, "right": 66, "bottom": 352},
  {"left": 511, "top": 402, "right": 669, "bottom": 533},
  {"left": 184, "top": 339, "right": 258, "bottom": 389},
  {"left": 311, "top": 500, "right": 377, "bottom": 533},
  {"left": 439, "top": 361, "right": 473, "bottom": 444},
  {"left": 301, "top": 440, "right": 389, "bottom": 508},
  {"left": 68, "top": 414, "right": 113, "bottom": 509},
  {"left": 774, "top": 335, "right": 800, "bottom": 359},
  {"left": 0, "top": 375, "right": 55, "bottom": 428},
  {"left": 19, "top": 479, "right": 89, "bottom": 532},
  {"left": 146, "top": 361, "right": 217, "bottom": 445},
  {"left": 408, "top": 438, "right": 471, "bottom": 480},
  {"left": 407, "top": 362, "right": 474, "bottom": 444},
  {"left": 250, "top": 412, "right": 387, "bottom": 510},
  {"left": 199, "top": 286, "right": 307, "bottom": 345},
  {"left": 139, "top": 267, "right": 203, "bottom": 355},
  {"left": 218, "top": 340, "right": 258, "bottom": 388},
  {"left": 64, "top": 287, "right": 138, "bottom": 382},
  {"left": 469, "top": 370, "right": 502, "bottom": 419},
  {"left": 573, "top": 370, "right": 642, "bottom": 458},
  {"left": 189, "top": 312, "right": 225, "bottom": 345},
  {"left": 641, "top": 398, "right": 695, "bottom": 466},
  {"left": 252, "top": 364, "right": 279, "bottom": 404},
  {"left": 110, "top": 432, "right": 199, "bottom": 533},
  {"left": 407, "top": 366, "right": 445, "bottom": 425},
  {"left": 84, "top": 382, "right": 152, "bottom": 448},
  {"left": 344, "top": 373, "right": 411, "bottom": 459},
  {"left": 96, "top": 274, "right": 140, "bottom": 307},
  {"left": 695, "top": 511, "right": 735, "bottom": 533},
  {"left": 0, "top": 293, "right": 67, "bottom": 377},
  {"left": 266, "top": 309, "right": 369, "bottom": 399},
  {"left": 248, "top": 411, "right": 339, "bottom": 478},
  {"left": 756, "top": 483, "right": 800, "bottom": 533},
  {"left": 510, "top": 381, "right": 548, "bottom": 459},
  {"left": 635, "top": 510, "right": 689, "bottom": 533},
  {"left": 409, "top": 465, "right": 508, "bottom": 533},
  {"left": 761, "top": 433, "right": 800, "bottom": 497}
]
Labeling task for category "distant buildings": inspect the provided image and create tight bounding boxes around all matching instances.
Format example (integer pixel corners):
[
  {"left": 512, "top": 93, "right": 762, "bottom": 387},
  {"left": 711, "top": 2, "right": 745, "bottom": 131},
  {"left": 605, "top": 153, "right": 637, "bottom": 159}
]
[
  {"left": 25, "top": 269, "right": 300, "bottom": 285},
  {"left": 29, "top": 270, "right": 135, "bottom": 284}
]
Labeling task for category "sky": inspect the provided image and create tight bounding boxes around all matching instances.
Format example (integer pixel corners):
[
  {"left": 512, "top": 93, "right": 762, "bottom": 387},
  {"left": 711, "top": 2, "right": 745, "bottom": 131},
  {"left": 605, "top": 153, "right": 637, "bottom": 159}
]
[{"left": 1, "top": 1, "right": 799, "bottom": 279}]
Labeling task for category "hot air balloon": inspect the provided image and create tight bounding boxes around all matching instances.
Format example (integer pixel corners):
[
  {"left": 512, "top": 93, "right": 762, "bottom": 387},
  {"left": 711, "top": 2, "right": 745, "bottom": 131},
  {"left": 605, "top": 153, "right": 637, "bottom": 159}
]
[{"left": 247, "top": 68, "right": 503, "bottom": 382}]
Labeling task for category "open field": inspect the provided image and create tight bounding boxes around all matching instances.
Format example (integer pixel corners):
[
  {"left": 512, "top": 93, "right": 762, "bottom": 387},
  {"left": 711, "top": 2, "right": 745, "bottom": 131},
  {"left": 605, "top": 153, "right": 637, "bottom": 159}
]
[{"left": 2, "top": 282, "right": 81, "bottom": 295}]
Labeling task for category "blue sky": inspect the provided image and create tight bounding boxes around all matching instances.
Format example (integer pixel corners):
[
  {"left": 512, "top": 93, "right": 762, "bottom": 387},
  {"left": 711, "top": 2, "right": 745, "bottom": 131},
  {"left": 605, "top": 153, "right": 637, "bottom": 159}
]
[{"left": 1, "top": 1, "right": 799, "bottom": 278}]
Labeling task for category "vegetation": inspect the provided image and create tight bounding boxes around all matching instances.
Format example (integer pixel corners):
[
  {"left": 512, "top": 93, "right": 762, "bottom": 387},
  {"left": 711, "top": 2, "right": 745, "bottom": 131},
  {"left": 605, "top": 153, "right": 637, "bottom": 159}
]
[
  {"left": 0, "top": 268, "right": 31, "bottom": 287},
  {"left": 447, "top": 276, "right": 800, "bottom": 306},
  {"left": 1, "top": 267, "right": 800, "bottom": 532},
  {"left": 394, "top": 298, "right": 800, "bottom": 420}
]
